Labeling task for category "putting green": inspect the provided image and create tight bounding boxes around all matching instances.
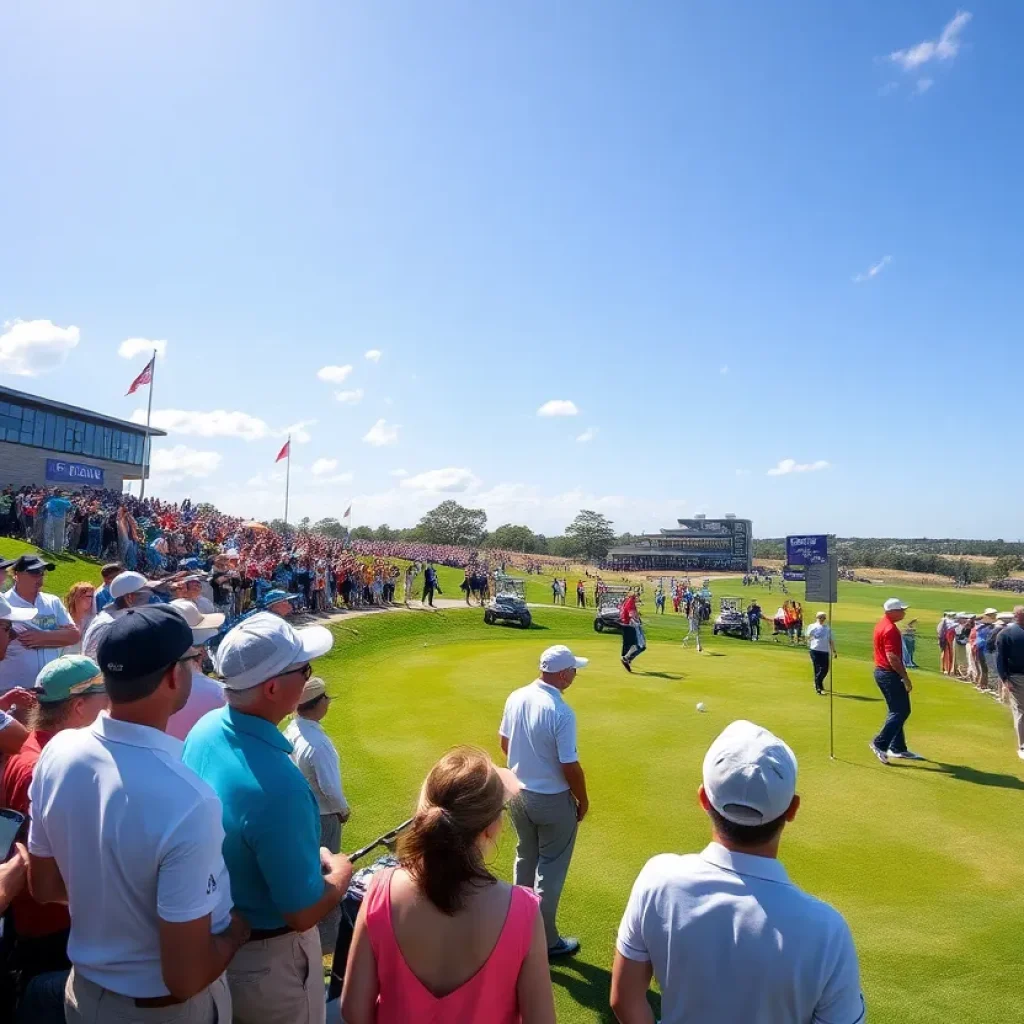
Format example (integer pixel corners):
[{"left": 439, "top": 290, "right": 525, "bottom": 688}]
[{"left": 318, "top": 586, "right": 1022, "bottom": 1024}]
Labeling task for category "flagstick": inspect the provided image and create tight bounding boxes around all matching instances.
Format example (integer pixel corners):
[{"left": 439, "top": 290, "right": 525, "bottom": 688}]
[
  {"left": 139, "top": 352, "right": 157, "bottom": 501},
  {"left": 283, "top": 435, "right": 291, "bottom": 534}
]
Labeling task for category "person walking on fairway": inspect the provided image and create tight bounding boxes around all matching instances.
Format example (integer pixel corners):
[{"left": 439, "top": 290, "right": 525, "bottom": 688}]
[
  {"left": 869, "top": 598, "right": 924, "bottom": 765},
  {"left": 995, "top": 605, "right": 1024, "bottom": 759},
  {"left": 806, "top": 611, "right": 837, "bottom": 695},
  {"left": 682, "top": 605, "right": 702, "bottom": 652},
  {"left": 421, "top": 564, "right": 440, "bottom": 607},
  {"left": 620, "top": 591, "right": 646, "bottom": 672},
  {"left": 499, "top": 645, "right": 590, "bottom": 959}
]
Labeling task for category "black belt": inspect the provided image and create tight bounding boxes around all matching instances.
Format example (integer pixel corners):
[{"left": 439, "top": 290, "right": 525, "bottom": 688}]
[
  {"left": 247, "top": 926, "right": 292, "bottom": 942},
  {"left": 136, "top": 994, "right": 186, "bottom": 1008}
]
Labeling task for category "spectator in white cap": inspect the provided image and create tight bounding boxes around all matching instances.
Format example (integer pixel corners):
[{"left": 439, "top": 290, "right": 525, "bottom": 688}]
[
  {"left": 869, "top": 598, "right": 924, "bottom": 765},
  {"left": 499, "top": 644, "right": 590, "bottom": 959},
  {"left": 805, "top": 610, "right": 837, "bottom": 696},
  {"left": 0, "top": 556, "right": 80, "bottom": 695},
  {"left": 166, "top": 600, "right": 226, "bottom": 741},
  {"left": 283, "top": 675, "right": 349, "bottom": 952},
  {"left": 182, "top": 612, "right": 352, "bottom": 1024},
  {"left": 80, "top": 571, "right": 158, "bottom": 661},
  {"left": 611, "top": 720, "right": 864, "bottom": 1024}
]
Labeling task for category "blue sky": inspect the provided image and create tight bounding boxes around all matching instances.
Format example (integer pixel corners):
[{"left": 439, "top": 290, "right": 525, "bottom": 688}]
[{"left": 2, "top": 2, "right": 1020, "bottom": 539}]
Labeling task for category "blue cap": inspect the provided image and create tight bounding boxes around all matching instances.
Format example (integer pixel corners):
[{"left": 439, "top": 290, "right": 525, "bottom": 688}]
[
  {"left": 96, "top": 605, "right": 193, "bottom": 687},
  {"left": 261, "top": 589, "right": 298, "bottom": 607}
]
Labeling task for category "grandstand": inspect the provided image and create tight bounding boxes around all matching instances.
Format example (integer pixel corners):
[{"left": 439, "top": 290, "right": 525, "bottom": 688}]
[{"left": 604, "top": 514, "right": 753, "bottom": 573}]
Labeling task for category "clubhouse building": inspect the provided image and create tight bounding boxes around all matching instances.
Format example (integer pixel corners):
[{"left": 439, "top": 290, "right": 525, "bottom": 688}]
[
  {"left": 605, "top": 515, "right": 754, "bottom": 573},
  {"left": 0, "top": 384, "right": 165, "bottom": 492}
]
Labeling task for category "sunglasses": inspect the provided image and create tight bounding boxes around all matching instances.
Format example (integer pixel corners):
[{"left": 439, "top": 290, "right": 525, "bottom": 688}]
[{"left": 285, "top": 663, "right": 314, "bottom": 682}]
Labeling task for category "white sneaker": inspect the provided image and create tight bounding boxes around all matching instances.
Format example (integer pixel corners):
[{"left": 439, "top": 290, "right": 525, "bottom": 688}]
[
  {"left": 1017, "top": 748, "right": 1024, "bottom": 761},
  {"left": 869, "top": 743, "right": 890, "bottom": 765},
  {"left": 888, "top": 749, "right": 925, "bottom": 761}
]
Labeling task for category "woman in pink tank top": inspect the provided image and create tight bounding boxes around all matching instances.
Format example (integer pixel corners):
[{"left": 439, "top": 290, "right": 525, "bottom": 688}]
[{"left": 341, "top": 747, "right": 556, "bottom": 1024}]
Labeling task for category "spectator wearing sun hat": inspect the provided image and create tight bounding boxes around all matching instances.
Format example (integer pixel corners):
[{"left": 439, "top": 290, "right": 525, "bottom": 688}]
[
  {"left": 611, "top": 720, "right": 864, "bottom": 1024},
  {"left": 1, "top": 656, "right": 109, "bottom": 1023},
  {"left": 166, "top": 600, "right": 226, "bottom": 742},
  {"left": 869, "top": 598, "right": 924, "bottom": 765},
  {"left": 0, "top": 556, "right": 80, "bottom": 695},
  {"left": 182, "top": 612, "right": 352, "bottom": 1024},
  {"left": 260, "top": 589, "right": 298, "bottom": 617},
  {"left": 28, "top": 605, "right": 250, "bottom": 1024},
  {"left": 500, "top": 644, "right": 590, "bottom": 959},
  {"left": 80, "top": 571, "right": 160, "bottom": 661},
  {"left": 284, "top": 675, "right": 349, "bottom": 952}
]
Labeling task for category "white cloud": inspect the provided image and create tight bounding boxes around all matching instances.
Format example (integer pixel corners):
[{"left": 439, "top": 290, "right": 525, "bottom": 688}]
[
  {"left": 0, "top": 319, "right": 80, "bottom": 376},
  {"left": 149, "top": 445, "right": 222, "bottom": 479},
  {"left": 720, "top": 365, "right": 729, "bottom": 375},
  {"left": 576, "top": 427, "right": 598, "bottom": 443},
  {"left": 311, "top": 457, "right": 338, "bottom": 476},
  {"left": 853, "top": 255, "right": 892, "bottom": 283},
  {"left": 317, "top": 364, "right": 353, "bottom": 384},
  {"left": 335, "top": 388, "right": 364, "bottom": 404},
  {"left": 133, "top": 408, "right": 313, "bottom": 444},
  {"left": 767, "top": 458, "right": 831, "bottom": 477},
  {"left": 916, "top": 77, "right": 934, "bottom": 94},
  {"left": 537, "top": 399, "right": 579, "bottom": 418},
  {"left": 363, "top": 419, "right": 400, "bottom": 446},
  {"left": 889, "top": 10, "right": 972, "bottom": 71},
  {"left": 401, "top": 467, "right": 479, "bottom": 493},
  {"left": 389, "top": 468, "right": 408, "bottom": 477},
  {"left": 118, "top": 337, "right": 167, "bottom": 360},
  {"left": 364, "top": 349, "right": 382, "bottom": 363}
]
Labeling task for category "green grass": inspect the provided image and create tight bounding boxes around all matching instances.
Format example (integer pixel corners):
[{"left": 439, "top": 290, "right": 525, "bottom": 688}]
[
  {"left": 0, "top": 538, "right": 105, "bottom": 599},
  {"left": 316, "top": 582, "right": 1022, "bottom": 1024}
]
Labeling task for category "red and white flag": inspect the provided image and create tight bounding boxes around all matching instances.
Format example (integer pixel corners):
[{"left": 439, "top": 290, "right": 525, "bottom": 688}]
[
  {"left": 126, "top": 356, "right": 155, "bottom": 396},
  {"left": 275, "top": 440, "right": 291, "bottom": 463},
  {"left": 343, "top": 505, "right": 351, "bottom": 519}
]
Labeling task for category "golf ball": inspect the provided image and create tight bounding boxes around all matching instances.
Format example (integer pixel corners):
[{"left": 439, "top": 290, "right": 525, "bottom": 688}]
[{"left": 696, "top": 702, "right": 707, "bottom": 713}]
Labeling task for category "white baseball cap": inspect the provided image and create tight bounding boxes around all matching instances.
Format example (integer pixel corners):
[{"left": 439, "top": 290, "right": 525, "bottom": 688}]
[
  {"left": 109, "top": 571, "right": 161, "bottom": 600},
  {"left": 539, "top": 645, "right": 589, "bottom": 673},
  {"left": 214, "top": 611, "right": 334, "bottom": 690},
  {"left": 983, "top": 607, "right": 998, "bottom": 617},
  {"left": 0, "top": 592, "right": 38, "bottom": 623},
  {"left": 169, "top": 599, "right": 225, "bottom": 645},
  {"left": 703, "top": 720, "right": 798, "bottom": 826},
  {"left": 883, "top": 598, "right": 908, "bottom": 612},
  {"left": 815, "top": 610, "right": 827, "bottom": 619}
]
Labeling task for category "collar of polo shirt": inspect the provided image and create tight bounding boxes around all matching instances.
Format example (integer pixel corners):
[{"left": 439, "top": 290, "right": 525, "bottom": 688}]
[
  {"left": 225, "top": 705, "right": 292, "bottom": 752},
  {"left": 701, "top": 842, "right": 791, "bottom": 885},
  {"left": 93, "top": 712, "right": 183, "bottom": 755}
]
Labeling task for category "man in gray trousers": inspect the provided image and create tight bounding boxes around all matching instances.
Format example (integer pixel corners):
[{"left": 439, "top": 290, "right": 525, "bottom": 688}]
[{"left": 500, "top": 644, "right": 590, "bottom": 959}]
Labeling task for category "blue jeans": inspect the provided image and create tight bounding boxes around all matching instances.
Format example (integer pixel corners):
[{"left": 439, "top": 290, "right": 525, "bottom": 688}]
[
  {"left": 86, "top": 522, "right": 102, "bottom": 556},
  {"left": 873, "top": 668, "right": 911, "bottom": 754},
  {"left": 17, "top": 969, "right": 69, "bottom": 1023}
]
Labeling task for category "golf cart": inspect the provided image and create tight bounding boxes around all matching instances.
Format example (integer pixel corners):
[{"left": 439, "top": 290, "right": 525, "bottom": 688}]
[
  {"left": 484, "top": 574, "right": 532, "bottom": 629},
  {"left": 594, "top": 585, "right": 633, "bottom": 633},
  {"left": 712, "top": 596, "right": 752, "bottom": 640}
]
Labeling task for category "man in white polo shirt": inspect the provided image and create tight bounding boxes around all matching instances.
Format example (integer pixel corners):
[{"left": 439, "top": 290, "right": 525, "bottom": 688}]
[
  {"left": 499, "top": 644, "right": 590, "bottom": 959},
  {"left": 81, "top": 570, "right": 158, "bottom": 660},
  {"left": 611, "top": 720, "right": 864, "bottom": 1024},
  {"left": 27, "top": 604, "right": 251, "bottom": 1023},
  {"left": 806, "top": 610, "right": 838, "bottom": 696}
]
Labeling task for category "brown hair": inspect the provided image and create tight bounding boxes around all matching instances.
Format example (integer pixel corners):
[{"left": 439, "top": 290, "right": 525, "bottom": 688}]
[{"left": 398, "top": 746, "right": 506, "bottom": 916}]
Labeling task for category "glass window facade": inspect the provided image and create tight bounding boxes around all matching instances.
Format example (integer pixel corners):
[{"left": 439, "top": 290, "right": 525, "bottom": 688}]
[{"left": 0, "top": 400, "right": 146, "bottom": 466}]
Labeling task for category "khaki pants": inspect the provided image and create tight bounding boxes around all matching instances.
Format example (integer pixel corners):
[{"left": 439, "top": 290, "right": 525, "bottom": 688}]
[
  {"left": 1006, "top": 674, "right": 1024, "bottom": 750},
  {"left": 318, "top": 813, "right": 343, "bottom": 953},
  {"left": 510, "top": 788, "right": 579, "bottom": 949},
  {"left": 65, "top": 968, "right": 230, "bottom": 1023},
  {"left": 227, "top": 928, "right": 324, "bottom": 1024}
]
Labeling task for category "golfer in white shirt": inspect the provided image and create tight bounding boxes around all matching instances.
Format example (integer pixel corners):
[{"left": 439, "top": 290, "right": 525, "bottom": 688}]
[
  {"left": 611, "top": 720, "right": 864, "bottom": 1024},
  {"left": 806, "top": 610, "right": 837, "bottom": 696},
  {"left": 284, "top": 676, "right": 349, "bottom": 951},
  {"left": 500, "top": 644, "right": 590, "bottom": 959}
]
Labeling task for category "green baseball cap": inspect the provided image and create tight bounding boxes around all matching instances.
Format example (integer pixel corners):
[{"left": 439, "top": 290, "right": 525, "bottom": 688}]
[{"left": 34, "top": 655, "right": 106, "bottom": 703}]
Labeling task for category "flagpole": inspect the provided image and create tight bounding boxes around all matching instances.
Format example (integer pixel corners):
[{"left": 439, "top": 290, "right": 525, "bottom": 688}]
[
  {"left": 283, "top": 435, "right": 291, "bottom": 534},
  {"left": 139, "top": 353, "right": 156, "bottom": 501}
]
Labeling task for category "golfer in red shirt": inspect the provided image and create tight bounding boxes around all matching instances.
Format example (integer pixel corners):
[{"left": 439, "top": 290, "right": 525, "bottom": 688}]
[
  {"left": 619, "top": 592, "right": 645, "bottom": 672},
  {"left": 869, "top": 598, "right": 924, "bottom": 765}
]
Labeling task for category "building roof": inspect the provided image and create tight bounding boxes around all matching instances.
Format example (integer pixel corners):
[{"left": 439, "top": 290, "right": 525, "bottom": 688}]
[{"left": 0, "top": 384, "right": 166, "bottom": 437}]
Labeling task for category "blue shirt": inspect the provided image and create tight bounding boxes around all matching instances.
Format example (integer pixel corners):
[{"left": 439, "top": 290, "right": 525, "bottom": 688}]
[
  {"left": 94, "top": 585, "right": 114, "bottom": 613},
  {"left": 182, "top": 706, "right": 323, "bottom": 930},
  {"left": 44, "top": 496, "right": 71, "bottom": 517}
]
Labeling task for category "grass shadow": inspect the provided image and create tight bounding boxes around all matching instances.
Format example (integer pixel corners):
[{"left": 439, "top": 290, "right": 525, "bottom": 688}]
[
  {"left": 643, "top": 671, "right": 683, "bottom": 680},
  {"left": 913, "top": 761, "right": 1024, "bottom": 792},
  {"left": 549, "top": 959, "right": 661, "bottom": 1023},
  {"left": 831, "top": 692, "right": 883, "bottom": 702}
]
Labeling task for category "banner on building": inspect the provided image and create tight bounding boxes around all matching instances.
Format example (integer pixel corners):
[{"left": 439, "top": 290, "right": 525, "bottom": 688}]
[{"left": 45, "top": 459, "right": 105, "bottom": 486}]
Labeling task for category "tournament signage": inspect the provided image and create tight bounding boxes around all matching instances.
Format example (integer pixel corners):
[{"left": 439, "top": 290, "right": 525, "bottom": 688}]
[
  {"left": 785, "top": 534, "right": 838, "bottom": 602},
  {"left": 45, "top": 459, "right": 105, "bottom": 486},
  {"left": 786, "top": 535, "right": 829, "bottom": 566}
]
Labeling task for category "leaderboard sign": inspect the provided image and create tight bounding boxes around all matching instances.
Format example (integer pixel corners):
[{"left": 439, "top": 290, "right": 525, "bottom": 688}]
[
  {"left": 785, "top": 534, "right": 837, "bottom": 602},
  {"left": 45, "top": 459, "right": 105, "bottom": 486}
]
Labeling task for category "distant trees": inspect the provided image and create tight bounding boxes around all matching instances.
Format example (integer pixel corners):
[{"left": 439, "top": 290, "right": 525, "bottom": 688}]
[
  {"left": 564, "top": 510, "right": 616, "bottom": 561},
  {"left": 486, "top": 524, "right": 547, "bottom": 553},
  {"left": 993, "top": 555, "right": 1022, "bottom": 578},
  {"left": 415, "top": 500, "right": 488, "bottom": 547},
  {"left": 313, "top": 517, "right": 347, "bottom": 540}
]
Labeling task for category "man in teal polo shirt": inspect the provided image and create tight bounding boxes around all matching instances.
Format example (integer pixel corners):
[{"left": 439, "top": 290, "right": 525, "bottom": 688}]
[{"left": 183, "top": 612, "right": 352, "bottom": 1024}]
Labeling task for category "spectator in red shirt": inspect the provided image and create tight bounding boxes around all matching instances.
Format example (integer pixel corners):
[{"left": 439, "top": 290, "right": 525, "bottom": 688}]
[
  {"left": 869, "top": 599, "right": 924, "bottom": 765},
  {"left": 0, "top": 655, "right": 108, "bottom": 1017},
  {"left": 619, "top": 593, "right": 646, "bottom": 672}
]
